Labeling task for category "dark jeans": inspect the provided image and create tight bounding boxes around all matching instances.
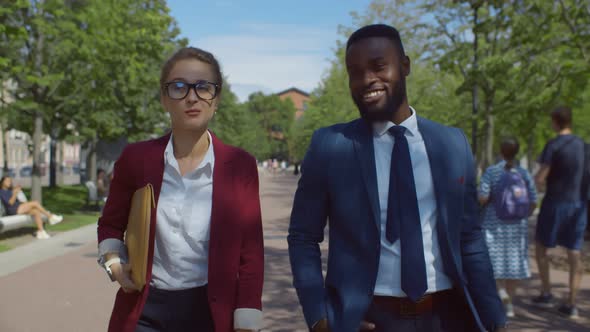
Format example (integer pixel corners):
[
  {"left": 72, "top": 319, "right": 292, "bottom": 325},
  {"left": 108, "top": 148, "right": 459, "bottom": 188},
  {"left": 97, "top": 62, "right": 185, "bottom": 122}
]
[
  {"left": 135, "top": 285, "right": 214, "bottom": 332},
  {"left": 364, "top": 289, "right": 479, "bottom": 332}
]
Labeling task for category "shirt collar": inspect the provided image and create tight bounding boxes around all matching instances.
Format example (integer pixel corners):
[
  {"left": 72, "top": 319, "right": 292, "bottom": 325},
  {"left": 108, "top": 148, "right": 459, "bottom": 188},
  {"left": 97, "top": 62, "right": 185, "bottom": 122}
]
[
  {"left": 372, "top": 106, "right": 418, "bottom": 137},
  {"left": 164, "top": 131, "right": 214, "bottom": 177}
]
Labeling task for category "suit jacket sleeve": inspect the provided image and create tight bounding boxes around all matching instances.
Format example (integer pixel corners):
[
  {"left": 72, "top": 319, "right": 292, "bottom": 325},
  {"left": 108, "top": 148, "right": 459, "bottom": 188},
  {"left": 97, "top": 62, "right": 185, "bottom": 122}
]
[
  {"left": 236, "top": 155, "right": 264, "bottom": 310},
  {"left": 97, "top": 146, "right": 135, "bottom": 243},
  {"left": 288, "top": 129, "right": 329, "bottom": 328},
  {"left": 458, "top": 130, "right": 506, "bottom": 330}
]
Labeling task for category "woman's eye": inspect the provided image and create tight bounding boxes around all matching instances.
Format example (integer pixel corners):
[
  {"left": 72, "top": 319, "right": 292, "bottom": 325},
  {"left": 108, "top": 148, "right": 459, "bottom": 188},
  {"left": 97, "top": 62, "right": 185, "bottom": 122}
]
[{"left": 171, "top": 83, "right": 187, "bottom": 91}]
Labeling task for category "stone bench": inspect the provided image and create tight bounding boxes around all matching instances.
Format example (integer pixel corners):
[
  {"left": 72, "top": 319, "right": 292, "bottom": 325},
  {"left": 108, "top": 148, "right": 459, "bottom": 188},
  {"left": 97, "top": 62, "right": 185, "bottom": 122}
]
[
  {"left": 0, "top": 196, "right": 49, "bottom": 234},
  {"left": 85, "top": 181, "right": 106, "bottom": 211},
  {"left": 0, "top": 214, "right": 48, "bottom": 233}
]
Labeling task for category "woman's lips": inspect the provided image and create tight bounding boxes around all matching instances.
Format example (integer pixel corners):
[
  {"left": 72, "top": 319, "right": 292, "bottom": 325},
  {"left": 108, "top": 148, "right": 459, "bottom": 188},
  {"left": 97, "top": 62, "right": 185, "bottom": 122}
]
[{"left": 184, "top": 109, "right": 201, "bottom": 116}]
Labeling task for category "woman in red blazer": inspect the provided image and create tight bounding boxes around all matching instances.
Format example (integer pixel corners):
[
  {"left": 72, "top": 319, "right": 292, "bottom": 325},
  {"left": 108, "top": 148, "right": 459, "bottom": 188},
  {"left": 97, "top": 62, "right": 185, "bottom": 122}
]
[{"left": 97, "top": 47, "right": 264, "bottom": 332}]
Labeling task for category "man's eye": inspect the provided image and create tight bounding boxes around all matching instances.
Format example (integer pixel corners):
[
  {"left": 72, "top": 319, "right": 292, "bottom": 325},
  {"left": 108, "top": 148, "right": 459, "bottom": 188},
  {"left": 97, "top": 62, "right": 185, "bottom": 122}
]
[{"left": 348, "top": 69, "right": 362, "bottom": 78}]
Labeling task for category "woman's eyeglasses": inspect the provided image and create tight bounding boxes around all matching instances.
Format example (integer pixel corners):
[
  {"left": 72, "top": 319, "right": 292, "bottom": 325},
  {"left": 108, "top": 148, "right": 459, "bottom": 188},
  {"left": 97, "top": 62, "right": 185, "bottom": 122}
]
[{"left": 164, "top": 81, "right": 220, "bottom": 100}]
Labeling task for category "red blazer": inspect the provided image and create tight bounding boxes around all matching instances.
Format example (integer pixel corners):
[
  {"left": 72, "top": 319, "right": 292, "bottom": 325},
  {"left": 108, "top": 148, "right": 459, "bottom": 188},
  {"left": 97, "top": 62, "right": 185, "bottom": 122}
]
[{"left": 97, "top": 132, "right": 264, "bottom": 332}]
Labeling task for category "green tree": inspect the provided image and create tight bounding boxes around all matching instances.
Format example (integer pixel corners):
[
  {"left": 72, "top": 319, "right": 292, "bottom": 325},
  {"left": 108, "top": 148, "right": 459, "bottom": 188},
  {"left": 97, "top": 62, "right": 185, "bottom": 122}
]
[
  {"left": 3, "top": 0, "right": 89, "bottom": 200},
  {"left": 3, "top": 0, "right": 184, "bottom": 198},
  {"left": 244, "top": 92, "right": 296, "bottom": 160},
  {"left": 70, "top": 0, "right": 185, "bottom": 184},
  {"left": 423, "top": 0, "right": 589, "bottom": 168},
  {"left": 292, "top": 0, "right": 470, "bottom": 161},
  {"left": 209, "top": 81, "right": 270, "bottom": 159}
]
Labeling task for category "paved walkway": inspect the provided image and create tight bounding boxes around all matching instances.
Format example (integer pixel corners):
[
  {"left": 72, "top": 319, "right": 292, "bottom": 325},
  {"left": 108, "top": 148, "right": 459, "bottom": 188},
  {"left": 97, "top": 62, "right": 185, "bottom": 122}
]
[{"left": 0, "top": 174, "right": 588, "bottom": 331}]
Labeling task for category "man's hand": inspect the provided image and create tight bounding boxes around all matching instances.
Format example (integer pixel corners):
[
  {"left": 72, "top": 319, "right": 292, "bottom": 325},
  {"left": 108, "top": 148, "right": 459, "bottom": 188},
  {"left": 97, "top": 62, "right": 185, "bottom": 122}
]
[
  {"left": 312, "top": 319, "right": 375, "bottom": 332},
  {"left": 13, "top": 186, "right": 21, "bottom": 194},
  {"left": 312, "top": 318, "right": 329, "bottom": 332},
  {"left": 110, "top": 262, "right": 140, "bottom": 293}
]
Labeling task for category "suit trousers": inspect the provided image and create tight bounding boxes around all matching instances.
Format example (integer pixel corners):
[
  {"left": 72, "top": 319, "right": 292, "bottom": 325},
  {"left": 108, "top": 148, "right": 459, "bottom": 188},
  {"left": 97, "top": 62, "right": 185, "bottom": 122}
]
[
  {"left": 364, "top": 289, "right": 479, "bottom": 332},
  {"left": 135, "top": 285, "right": 214, "bottom": 332}
]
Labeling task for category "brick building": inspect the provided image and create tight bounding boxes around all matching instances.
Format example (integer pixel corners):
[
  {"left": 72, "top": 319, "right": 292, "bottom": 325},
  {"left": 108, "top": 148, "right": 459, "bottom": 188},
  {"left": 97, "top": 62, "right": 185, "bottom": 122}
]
[{"left": 276, "top": 87, "right": 310, "bottom": 120}]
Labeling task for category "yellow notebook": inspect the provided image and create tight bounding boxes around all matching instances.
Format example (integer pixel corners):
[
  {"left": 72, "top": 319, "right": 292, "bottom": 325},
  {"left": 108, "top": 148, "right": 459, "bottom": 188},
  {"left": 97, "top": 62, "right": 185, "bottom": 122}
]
[{"left": 125, "top": 183, "right": 155, "bottom": 289}]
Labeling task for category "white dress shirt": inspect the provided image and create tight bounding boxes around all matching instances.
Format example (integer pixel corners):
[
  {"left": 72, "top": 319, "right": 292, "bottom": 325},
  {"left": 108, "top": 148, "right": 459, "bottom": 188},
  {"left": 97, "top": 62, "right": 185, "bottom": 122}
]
[
  {"left": 373, "top": 108, "right": 453, "bottom": 297},
  {"left": 150, "top": 132, "right": 214, "bottom": 289}
]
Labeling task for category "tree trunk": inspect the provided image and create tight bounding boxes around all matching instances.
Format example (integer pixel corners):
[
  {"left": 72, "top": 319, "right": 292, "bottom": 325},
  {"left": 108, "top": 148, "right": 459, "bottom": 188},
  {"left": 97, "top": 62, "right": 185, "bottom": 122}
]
[
  {"left": 89, "top": 135, "right": 97, "bottom": 185},
  {"left": 32, "top": 112, "right": 43, "bottom": 203},
  {"left": 31, "top": 2, "right": 45, "bottom": 202},
  {"left": 56, "top": 141, "right": 64, "bottom": 186},
  {"left": 1, "top": 122, "right": 8, "bottom": 173},
  {"left": 49, "top": 135, "right": 57, "bottom": 188},
  {"left": 527, "top": 130, "right": 535, "bottom": 172},
  {"left": 471, "top": 5, "right": 479, "bottom": 159},
  {"left": 483, "top": 109, "right": 494, "bottom": 170}
]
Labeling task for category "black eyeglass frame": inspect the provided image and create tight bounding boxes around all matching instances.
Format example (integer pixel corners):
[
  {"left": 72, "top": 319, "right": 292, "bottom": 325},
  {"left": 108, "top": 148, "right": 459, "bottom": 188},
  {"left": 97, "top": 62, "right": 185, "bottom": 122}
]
[{"left": 163, "top": 80, "right": 221, "bottom": 100}]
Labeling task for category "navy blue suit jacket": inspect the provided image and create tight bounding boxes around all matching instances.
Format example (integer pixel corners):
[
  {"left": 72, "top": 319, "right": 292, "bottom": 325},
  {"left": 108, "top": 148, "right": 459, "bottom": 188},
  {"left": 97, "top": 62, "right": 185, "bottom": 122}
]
[{"left": 288, "top": 117, "right": 505, "bottom": 331}]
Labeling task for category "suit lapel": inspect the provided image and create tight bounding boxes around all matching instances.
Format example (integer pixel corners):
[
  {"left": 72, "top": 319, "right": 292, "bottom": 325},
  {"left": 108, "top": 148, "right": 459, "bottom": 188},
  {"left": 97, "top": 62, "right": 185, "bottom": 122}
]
[
  {"left": 209, "top": 131, "right": 233, "bottom": 255},
  {"left": 142, "top": 133, "right": 168, "bottom": 283},
  {"left": 352, "top": 120, "right": 381, "bottom": 230},
  {"left": 145, "top": 134, "right": 169, "bottom": 207},
  {"left": 417, "top": 117, "right": 450, "bottom": 239}
]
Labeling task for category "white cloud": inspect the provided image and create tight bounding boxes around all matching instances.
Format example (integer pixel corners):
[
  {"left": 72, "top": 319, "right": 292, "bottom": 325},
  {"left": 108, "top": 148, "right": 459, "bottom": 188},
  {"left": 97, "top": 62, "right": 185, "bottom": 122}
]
[{"left": 190, "top": 23, "right": 338, "bottom": 101}]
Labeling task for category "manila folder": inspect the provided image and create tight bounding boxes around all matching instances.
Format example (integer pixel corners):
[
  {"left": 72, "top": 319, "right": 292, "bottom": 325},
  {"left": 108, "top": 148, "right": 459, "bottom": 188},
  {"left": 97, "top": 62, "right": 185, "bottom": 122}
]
[{"left": 125, "top": 183, "right": 154, "bottom": 289}]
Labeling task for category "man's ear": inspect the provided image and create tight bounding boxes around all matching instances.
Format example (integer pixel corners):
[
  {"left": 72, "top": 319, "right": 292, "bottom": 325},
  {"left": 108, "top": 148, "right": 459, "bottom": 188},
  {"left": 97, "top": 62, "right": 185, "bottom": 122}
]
[{"left": 403, "top": 55, "right": 411, "bottom": 77}]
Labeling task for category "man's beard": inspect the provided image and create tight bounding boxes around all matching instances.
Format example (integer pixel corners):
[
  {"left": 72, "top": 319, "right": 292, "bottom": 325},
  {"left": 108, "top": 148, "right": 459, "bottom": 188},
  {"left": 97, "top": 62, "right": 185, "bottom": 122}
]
[{"left": 354, "top": 80, "right": 406, "bottom": 123}]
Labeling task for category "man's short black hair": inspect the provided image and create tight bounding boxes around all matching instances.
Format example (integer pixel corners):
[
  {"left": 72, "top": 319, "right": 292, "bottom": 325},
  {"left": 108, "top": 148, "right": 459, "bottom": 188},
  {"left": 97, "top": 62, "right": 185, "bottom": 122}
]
[
  {"left": 346, "top": 24, "right": 405, "bottom": 56},
  {"left": 500, "top": 137, "right": 520, "bottom": 160},
  {"left": 551, "top": 106, "right": 572, "bottom": 129}
]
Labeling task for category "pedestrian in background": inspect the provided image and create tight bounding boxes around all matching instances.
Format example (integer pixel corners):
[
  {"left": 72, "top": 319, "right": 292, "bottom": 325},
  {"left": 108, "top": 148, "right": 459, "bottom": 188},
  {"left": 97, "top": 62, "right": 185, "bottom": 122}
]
[
  {"left": 478, "top": 137, "right": 537, "bottom": 318},
  {"left": 533, "top": 106, "right": 586, "bottom": 319}
]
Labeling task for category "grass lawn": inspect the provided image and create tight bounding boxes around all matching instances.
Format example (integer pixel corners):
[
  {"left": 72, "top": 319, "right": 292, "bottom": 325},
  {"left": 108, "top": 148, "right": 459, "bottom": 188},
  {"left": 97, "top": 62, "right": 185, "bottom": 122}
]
[
  {"left": 46, "top": 213, "right": 99, "bottom": 231},
  {"left": 0, "top": 185, "right": 100, "bottom": 251},
  {"left": 0, "top": 243, "right": 11, "bottom": 253},
  {"left": 23, "top": 185, "right": 90, "bottom": 214}
]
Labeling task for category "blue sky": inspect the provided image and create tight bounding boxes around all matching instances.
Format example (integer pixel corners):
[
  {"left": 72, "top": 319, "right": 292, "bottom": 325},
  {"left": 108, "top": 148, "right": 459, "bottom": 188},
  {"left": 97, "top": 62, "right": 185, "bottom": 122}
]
[{"left": 166, "top": 0, "right": 372, "bottom": 101}]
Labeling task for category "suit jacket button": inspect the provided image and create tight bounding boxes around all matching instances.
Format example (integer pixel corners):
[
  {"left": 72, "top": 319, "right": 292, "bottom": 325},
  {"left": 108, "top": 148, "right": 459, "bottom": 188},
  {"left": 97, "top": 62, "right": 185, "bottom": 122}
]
[{"left": 211, "top": 297, "right": 217, "bottom": 302}]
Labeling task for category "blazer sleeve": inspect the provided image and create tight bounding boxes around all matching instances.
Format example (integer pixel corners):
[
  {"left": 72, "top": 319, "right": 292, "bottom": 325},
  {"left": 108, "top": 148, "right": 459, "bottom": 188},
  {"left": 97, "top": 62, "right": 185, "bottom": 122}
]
[
  {"left": 287, "top": 129, "right": 329, "bottom": 328},
  {"left": 97, "top": 146, "right": 135, "bottom": 243},
  {"left": 235, "top": 155, "right": 264, "bottom": 311},
  {"left": 457, "top": 129, "right": 506, "bottom": 330}
]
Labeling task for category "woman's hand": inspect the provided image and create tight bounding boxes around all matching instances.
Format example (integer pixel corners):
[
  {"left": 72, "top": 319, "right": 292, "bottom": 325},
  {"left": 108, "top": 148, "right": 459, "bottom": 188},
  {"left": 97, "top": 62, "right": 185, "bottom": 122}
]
[
  {"left": 312, "top": 319, "right": 375, "bottom": 332},
  {"left": 110, "top": 262, "right": 140, "bottom": 293}
]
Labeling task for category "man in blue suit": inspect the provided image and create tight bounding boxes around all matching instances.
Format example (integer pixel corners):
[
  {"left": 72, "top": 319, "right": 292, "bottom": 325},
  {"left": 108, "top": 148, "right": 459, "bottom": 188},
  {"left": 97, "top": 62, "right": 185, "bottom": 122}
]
[{"left": 288, "top": 24, "right": 507, "bottom": 332}]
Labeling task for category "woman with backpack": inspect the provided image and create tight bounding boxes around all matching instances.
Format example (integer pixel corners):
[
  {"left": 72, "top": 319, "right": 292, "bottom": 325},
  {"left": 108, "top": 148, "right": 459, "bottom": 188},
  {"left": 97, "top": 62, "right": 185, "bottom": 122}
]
[{"left": 478, "top": 138, "right": 537, "bottom": 318}]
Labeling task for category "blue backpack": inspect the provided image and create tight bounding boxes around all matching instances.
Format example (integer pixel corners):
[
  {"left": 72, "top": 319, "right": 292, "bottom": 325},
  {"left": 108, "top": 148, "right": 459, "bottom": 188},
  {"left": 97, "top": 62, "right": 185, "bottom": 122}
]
[{"left": 493, "top": 168, "right": 531, "bottom": 221}]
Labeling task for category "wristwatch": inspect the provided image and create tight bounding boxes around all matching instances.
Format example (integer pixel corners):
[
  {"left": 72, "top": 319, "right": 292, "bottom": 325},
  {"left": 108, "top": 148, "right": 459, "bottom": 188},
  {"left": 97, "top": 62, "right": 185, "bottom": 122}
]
[{"left": 104, "top": 257, "right": 121, "bottom": 281}]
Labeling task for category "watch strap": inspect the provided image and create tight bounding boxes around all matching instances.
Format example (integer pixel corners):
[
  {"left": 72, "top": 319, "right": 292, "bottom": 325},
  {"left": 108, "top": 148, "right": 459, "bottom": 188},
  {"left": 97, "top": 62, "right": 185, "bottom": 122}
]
[{"left": 104, "top": 257, "right": 121, "bottom": 281}]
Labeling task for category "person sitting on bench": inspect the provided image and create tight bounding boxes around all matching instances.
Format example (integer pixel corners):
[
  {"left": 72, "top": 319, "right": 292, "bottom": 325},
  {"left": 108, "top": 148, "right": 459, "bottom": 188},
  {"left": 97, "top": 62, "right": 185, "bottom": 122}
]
[{"left": 0, "top": 176, "right": 63, "bottom": 239}]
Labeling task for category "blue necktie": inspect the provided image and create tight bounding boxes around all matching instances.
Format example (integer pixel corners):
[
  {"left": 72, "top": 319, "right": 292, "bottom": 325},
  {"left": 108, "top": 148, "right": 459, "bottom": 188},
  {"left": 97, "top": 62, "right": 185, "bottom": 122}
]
[{"left": 386, "top": 126, "right": 427, "bottom": 302}]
